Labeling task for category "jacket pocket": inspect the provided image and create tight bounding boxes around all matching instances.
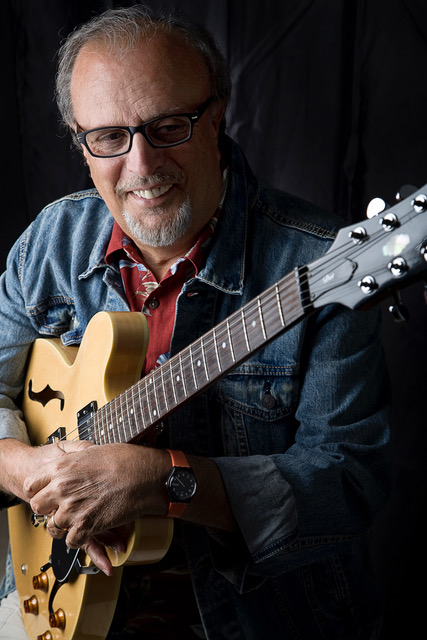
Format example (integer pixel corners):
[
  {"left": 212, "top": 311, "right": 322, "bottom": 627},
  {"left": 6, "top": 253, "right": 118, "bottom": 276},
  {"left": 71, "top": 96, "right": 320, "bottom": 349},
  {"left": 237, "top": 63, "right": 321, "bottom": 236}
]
[
  {"left": 27, "top": 297, "right": 83, "bottom": 343},
  {"left": 216, "top": 367, "right": 300, "bottom": 456}
]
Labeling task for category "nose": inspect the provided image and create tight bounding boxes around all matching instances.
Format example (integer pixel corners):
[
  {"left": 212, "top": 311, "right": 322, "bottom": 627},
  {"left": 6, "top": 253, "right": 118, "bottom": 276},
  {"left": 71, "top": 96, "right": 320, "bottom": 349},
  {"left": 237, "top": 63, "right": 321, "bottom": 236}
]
[{"left": 124, "top": 131, "right": 165, "bottom": 176}]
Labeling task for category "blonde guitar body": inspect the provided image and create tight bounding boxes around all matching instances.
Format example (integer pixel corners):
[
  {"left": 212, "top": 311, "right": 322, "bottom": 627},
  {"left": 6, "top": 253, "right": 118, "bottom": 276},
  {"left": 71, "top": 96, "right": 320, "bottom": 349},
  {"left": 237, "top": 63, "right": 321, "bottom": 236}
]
[{"left": 8, "top": 312, "right": 174, "bottom": 640}]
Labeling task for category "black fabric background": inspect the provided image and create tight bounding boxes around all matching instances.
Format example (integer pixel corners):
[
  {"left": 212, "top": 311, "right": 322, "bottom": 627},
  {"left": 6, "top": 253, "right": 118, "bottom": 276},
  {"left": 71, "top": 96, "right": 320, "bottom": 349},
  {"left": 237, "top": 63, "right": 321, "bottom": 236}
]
[{"left": 2, "top": 0, "right": 427, "bottom": 636}]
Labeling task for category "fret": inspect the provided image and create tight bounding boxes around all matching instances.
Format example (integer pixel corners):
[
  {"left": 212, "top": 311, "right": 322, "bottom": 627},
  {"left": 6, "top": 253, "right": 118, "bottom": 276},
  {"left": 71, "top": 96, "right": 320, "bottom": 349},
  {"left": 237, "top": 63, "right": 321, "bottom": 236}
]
[
  {"left": 241, "top": 308, "right": 250, "bottom": 352},
  {"left": 170, "top": 358, "right": 182, "bottom": 403},
  {"left": 117, "top": 395, "right": 129, "bottom": 441},
  {"left": 257, "top": 297, "right": 267, "bottom": 340},
  {"left": 151, "top": 375, "right": 161, "bottom": 422},
  {"left": 160, "top": 365, "right": 169, "bottom": 412},
  {"left": 134, "top": 384, "right": 146, "bottom": 436},
  {"left": 189, "top": 344, "right": 198, "bottom": 390},
  {"left": 213, "top": 328, "right": 222, "bottom": 372},
  {"left": 144, "top": 375, "right": 154, "bottom": 424},
  {"left": 165, "top": 360, "right": 176, "bottom": 407},
  {"left": 178, "top": 352, "right": 188, "bottom": 397},
  {"left": 200, "top": 336, "right": 210, "bottom": 381},
  {"left": 275, "top": 284, "right": 285, "bottom": 327},
  {"left": 94, "top": 414, "right": 104, "bottom": 444},
  {"left": 226, "top": 319, "right": 236, "bottom": 363},
  {"left": 106, "top": 404, "right": 115, "bottom": 442},
  {"left": 129, "top": 385, "right": 138, "bottom": 434},
  {"left": 99, "top": 411, "right": 108, "bottom": 443},
  {"left": 192, "top": 342, "right": 205, "bottom": 387}
]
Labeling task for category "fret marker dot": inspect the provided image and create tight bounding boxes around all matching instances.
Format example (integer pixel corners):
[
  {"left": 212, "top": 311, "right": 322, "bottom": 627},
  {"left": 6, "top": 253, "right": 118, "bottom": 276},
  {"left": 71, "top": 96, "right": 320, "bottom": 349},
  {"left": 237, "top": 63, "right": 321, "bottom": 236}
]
[
  {"left": 252, "top": 320, "right": 256, "bottom": 327},
  {"left": 130, "top": 409, "right": 134, "bottom": 415},
  {"left": 176, "top": 375, "right": 180, "bottom": 382},
  {"left": 101, "top": 429, "right": 104, "bottom": 436},
  {"left": 197, "top": 360, "right": 201, "bottom": 367},
  {"left": 153, "top": 409, "right": 157, "bottom": 416},
  {"left": 222, "top": 341, "right": 227, "bottom": 349}
]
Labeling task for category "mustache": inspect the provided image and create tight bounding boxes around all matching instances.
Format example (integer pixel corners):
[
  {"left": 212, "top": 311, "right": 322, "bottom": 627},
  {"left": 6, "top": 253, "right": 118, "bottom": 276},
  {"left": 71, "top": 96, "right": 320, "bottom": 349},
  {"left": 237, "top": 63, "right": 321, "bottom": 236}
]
[{"left": 115, "top": 172, "right": 185, "bottom": 196}]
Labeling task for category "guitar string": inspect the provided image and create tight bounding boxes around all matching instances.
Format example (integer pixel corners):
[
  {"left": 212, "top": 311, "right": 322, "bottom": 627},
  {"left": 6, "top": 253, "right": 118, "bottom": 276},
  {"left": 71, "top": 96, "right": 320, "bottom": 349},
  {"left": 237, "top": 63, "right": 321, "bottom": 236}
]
[{"left": 58, "top": 206, "right": 421, "bottom": 444}]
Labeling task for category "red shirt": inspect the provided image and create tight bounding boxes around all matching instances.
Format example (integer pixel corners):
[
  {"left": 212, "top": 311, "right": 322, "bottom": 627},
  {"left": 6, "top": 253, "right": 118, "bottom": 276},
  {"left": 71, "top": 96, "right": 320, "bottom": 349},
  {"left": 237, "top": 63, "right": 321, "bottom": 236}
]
[{"left": 105, "top": 216, "right": 218, "bottom": 375}]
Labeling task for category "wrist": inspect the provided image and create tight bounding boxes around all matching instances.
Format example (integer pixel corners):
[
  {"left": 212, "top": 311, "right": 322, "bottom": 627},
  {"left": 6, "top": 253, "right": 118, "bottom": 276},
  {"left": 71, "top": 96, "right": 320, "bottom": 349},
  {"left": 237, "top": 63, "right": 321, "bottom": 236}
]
[{"left": 165, "top": 449, "right": 197, "bottom": 518}]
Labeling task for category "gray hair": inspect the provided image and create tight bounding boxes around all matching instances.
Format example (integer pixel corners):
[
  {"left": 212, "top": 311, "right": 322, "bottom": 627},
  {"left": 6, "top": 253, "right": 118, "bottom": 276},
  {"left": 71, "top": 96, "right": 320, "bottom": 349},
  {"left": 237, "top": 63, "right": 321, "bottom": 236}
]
[{"left": 55, "top": 4, "right": 231, "bottom": 130}]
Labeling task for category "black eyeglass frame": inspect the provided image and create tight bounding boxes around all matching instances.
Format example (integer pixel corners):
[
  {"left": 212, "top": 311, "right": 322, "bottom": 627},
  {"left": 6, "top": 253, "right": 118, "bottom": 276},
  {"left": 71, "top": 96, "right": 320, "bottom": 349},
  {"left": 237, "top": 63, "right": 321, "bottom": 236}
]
[{"left": 75, "top": 96, "right": 214, "bottom": 158}]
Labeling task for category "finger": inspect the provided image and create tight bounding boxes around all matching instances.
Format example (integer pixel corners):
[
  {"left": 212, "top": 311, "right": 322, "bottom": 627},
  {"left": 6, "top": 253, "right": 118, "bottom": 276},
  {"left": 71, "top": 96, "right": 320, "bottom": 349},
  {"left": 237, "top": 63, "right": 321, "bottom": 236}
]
[
  {"left": 82, "top": 538, "right": 114, "bottom": 576},
  {"left": 56, "top": 440, "right": 95, "bottom": 454},
  {"left": 47, "top": 515, "right": 68, "bottom": 539},
  {"left": 94, "top": 527, "right": 128, "bottom": 554},
  {"left": 24, "top": 469, "right": 55, "bottom": 501}
]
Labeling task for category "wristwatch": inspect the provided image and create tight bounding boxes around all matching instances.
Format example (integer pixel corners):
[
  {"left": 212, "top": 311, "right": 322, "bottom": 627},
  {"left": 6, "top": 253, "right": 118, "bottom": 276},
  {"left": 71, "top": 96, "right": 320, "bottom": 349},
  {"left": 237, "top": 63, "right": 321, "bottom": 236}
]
[{"left": 165, "top": 449, "right": 197, "bottom": 517}]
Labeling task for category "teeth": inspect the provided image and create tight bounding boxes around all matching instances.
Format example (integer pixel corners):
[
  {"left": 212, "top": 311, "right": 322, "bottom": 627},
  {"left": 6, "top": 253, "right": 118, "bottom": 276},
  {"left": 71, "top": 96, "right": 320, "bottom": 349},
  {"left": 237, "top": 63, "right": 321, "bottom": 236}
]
[{"left": 133, "top": 184, "right": 172, "bottom": 200}]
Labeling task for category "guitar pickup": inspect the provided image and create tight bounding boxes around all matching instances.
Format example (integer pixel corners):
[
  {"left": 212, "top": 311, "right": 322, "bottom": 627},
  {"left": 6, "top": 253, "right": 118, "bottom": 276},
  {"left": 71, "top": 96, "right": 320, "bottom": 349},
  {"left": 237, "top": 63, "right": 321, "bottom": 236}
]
[{"left": 77, "top": 401, "right": 98, "bottom": 441}]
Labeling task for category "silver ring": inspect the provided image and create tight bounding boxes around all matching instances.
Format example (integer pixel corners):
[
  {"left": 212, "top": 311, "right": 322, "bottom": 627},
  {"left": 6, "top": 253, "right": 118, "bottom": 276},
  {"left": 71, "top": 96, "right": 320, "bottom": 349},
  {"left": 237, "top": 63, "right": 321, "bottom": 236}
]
[{"left": 51, "top": 515, "right": 68, "bottom": 532}]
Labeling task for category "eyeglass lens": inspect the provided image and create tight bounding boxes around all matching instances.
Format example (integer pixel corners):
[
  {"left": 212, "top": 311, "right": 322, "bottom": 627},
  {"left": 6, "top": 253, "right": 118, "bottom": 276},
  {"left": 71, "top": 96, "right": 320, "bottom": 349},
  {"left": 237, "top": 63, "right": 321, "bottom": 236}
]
[{"left": 85, "top": 115, "right": 193, "bottom": 156}]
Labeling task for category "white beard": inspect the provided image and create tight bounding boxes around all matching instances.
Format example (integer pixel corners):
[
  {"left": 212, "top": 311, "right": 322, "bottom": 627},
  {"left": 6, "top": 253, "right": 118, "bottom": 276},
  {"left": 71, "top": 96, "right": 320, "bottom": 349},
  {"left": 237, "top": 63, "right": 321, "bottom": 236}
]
[{"left": 122, "top": 196, "right": 192, "bottom": 248}]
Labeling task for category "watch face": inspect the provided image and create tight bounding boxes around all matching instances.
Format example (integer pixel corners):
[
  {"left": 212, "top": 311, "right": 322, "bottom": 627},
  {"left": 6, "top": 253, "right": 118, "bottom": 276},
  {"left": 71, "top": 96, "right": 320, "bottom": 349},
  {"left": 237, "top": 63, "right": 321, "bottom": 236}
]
[{"left": 167, "top": 467, "right": 197, "bottom": 503}]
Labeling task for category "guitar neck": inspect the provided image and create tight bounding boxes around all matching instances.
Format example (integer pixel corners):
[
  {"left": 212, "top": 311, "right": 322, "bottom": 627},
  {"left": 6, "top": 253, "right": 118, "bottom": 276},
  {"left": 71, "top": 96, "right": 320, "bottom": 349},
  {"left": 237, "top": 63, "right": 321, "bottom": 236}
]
[{"left": 90, "top": 267, "right": 308, "bottom": 445}]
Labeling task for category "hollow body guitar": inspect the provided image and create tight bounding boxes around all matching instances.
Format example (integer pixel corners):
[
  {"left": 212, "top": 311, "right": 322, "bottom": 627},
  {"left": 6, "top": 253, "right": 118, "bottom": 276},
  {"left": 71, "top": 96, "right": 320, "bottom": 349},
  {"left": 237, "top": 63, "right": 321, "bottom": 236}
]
[
  {"left": 8, "top": 184, "right": 427, "bottom": 639},
  {"left": 8, "top": 313, "right": 174, "bottom": 640}
]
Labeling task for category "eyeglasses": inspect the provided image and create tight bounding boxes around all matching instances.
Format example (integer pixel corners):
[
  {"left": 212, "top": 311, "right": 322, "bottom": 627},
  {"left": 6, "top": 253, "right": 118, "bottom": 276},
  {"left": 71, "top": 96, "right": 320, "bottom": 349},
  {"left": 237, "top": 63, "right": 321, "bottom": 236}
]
[{"left": 75, "top": 97, "right": 214, "bottom": 158}]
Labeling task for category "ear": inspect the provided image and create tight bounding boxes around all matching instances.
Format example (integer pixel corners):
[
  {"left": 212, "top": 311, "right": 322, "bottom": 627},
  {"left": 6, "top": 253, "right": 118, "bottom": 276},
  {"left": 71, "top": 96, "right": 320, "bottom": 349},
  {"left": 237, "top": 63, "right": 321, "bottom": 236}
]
[{"left": 209, "top": 100, "right": 227, "bottom": 138}]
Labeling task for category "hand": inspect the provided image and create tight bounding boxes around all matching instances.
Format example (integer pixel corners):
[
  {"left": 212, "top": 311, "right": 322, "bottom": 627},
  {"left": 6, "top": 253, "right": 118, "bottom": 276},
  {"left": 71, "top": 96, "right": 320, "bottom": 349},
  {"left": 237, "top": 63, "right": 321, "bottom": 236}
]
[
  {"left": 24, "top": 443, "right": 170, "bottom": 550},
  {"left": 0, "top": 438, "right": 93, "bottom": 502}
]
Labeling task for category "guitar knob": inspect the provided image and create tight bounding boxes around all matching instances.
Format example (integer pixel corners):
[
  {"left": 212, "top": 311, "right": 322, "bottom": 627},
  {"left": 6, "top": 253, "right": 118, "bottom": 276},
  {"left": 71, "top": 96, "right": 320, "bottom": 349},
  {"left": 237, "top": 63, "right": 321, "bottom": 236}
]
[
  {"left": 36, "top": 632, "right": 52, "bottom": 640},
  {"left": 357, "top": 275, "right": 378, "bottom": 295},
  {"left": 420, "top": 241, "right": 427, "bottom": 262},
  {"left": 49, "top": 608, "right": 66, "bottom": 630},
  {"left": 23, "top": 595, "right": 38, "bottom": 615},
  {"left": 32, "top": 571, "right": 49, "bottom": 592}
]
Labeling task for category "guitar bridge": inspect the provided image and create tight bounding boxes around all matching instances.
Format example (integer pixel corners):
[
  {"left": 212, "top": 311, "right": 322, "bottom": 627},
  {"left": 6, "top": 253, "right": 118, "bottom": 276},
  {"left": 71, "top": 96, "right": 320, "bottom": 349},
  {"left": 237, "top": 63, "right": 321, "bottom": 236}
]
[{"left": 45, "top": 427, "right": 66, "bottom": 444}]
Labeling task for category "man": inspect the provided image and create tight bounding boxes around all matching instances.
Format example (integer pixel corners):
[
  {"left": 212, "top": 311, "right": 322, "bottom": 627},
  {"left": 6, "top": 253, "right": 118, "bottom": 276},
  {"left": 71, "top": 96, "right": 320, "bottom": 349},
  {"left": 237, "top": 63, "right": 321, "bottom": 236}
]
[{"left": 0, "top": 5, "right": 390, "bottom": 639}]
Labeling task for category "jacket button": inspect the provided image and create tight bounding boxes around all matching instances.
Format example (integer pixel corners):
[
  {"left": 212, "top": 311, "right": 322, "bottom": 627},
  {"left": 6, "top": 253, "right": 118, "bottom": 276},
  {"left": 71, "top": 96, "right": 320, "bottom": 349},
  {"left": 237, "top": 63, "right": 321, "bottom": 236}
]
[{"left": 262, "top": 392, "right": 276, "bottom": 410}]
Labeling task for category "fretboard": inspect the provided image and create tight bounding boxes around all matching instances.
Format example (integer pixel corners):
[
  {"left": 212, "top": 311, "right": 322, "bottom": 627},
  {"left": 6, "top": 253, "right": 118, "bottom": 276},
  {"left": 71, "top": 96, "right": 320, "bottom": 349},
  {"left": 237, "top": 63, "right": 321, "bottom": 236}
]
[{"left": 91, "top": 267, "right": 306, "bottom": 445}]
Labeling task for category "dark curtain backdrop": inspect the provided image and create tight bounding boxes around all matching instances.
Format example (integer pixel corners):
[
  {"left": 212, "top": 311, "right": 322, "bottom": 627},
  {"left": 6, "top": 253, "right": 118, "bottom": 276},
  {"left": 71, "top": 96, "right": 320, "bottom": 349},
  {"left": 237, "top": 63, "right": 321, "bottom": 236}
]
[{"left": 2, "top": 0, "right": 427, "bottom": 636}]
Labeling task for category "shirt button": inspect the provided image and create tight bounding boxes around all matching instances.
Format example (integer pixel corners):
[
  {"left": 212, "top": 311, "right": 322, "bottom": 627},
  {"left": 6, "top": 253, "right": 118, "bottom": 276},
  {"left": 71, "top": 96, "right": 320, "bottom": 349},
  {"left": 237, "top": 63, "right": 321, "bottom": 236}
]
[{"left": 148, "top": 297, "right": 160, "bottom": 309}]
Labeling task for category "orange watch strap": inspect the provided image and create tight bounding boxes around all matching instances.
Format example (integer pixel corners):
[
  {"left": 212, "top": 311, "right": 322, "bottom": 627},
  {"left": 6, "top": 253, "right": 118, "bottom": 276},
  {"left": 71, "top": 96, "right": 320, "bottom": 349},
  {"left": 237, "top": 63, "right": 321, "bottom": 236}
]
[
  {"left": 165, "top": 450, "right": 191, "bottom": 518},
  {"left": 166, "top": 449, "right": 190, "bottom": 468}
]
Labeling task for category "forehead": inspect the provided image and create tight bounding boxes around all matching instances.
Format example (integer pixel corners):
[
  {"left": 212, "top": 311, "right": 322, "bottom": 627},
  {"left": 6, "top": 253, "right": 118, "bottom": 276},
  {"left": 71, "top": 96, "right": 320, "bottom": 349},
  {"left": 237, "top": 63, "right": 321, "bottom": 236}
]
[{"left": 71, "top": 31, "right": 210, "bottom": 125}]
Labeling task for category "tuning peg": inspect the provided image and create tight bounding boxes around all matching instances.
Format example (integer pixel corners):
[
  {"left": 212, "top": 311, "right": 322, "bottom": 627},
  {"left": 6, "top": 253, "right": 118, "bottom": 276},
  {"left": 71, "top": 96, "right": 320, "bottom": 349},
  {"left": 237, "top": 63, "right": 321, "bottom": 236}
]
[
  {"left": 412, "top": 193, "right": 427, "bottom": 213},
  {"left": 395, "top": 185, "right": 417, "bottom": 201},
  {"left": 366, "top": 197, "right": 387, "bottom": 219},
  {"left": 388, "top": 291, "right": 409, "bottom": 323}
]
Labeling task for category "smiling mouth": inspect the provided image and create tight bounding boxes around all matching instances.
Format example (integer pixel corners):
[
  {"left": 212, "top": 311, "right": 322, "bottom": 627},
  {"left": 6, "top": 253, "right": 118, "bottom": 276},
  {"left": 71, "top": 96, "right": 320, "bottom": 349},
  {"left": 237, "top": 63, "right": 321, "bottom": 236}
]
[{"left": 132, "top": 184, "right": 172, "bottom": 200}]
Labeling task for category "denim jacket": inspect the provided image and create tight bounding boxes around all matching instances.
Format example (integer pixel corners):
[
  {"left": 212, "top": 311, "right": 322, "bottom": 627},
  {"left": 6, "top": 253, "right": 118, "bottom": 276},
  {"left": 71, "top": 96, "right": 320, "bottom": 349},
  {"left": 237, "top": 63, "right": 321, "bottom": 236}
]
[{"left": 0, "top": 138, "right": 390, "bottom": 638}]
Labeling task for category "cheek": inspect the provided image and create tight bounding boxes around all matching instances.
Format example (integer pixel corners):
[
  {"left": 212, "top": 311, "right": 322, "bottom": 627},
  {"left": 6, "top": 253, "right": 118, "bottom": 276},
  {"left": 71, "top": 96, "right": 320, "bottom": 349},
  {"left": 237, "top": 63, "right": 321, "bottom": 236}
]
[{"left": 86, "top": 157, "right": 121, "bottom": 198}]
